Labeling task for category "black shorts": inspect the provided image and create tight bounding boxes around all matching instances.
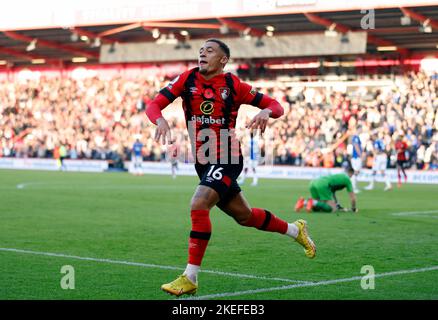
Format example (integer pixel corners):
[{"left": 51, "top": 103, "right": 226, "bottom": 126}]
[
  {"left": 195, "top": 160, "right": 243, "bottom": 205},
  {"left": 397, "top": 160, "right": 407, "bottom": 168}
]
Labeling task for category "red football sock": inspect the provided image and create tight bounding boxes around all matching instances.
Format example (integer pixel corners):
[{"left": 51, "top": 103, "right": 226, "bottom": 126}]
[
  {"left": 188, "top": 209, "right": 211, "bottom": 266},
  {"left": 243, "top": 208, "right": 288, "bottom": 234}
]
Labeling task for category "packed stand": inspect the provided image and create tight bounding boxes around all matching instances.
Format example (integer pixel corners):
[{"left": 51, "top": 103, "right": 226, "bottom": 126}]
[{"left": 0, "top": 70, "right": 436, "bottom": 170}]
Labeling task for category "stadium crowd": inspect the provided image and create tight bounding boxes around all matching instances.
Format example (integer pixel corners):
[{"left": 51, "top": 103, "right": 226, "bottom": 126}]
[{"left": 0, "top": 70, "right": 437, "bottom": 170}]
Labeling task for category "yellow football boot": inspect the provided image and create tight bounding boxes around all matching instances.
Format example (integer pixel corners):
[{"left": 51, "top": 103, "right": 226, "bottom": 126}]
[
  {"left": 293, "top": 219, "right": 316, "bottom": 259},
  {"left": 161, "top": 275, "right": 198, "bottom": 297}
]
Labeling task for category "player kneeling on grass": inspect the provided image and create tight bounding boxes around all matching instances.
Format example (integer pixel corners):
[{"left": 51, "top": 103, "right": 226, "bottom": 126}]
[{"left": 295, "top": 166, "right": 358, "bottom": 213}]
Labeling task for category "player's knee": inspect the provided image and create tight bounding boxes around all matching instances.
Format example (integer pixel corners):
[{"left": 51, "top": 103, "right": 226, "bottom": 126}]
[{"left": 190, "top": 197, "right": 210, "bottom": 211}]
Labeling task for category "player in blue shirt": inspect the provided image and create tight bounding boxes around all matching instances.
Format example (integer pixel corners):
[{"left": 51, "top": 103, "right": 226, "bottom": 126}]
[
  {"left": 350, "top": 128, "right": 363, "bottom": 194},
  {"left": 132, "top": 138, "right": 143, "bottom": 176},
  {"left": 237, "top": 131, "right": 260, "bottom": 186},
  {"left": 365, "top": 133, "right": 392, "bottom": 191}
]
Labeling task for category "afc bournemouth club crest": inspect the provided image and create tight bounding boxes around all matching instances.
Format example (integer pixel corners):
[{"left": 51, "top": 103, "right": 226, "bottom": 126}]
[{"left": 219, "top": 87, "right": 230, "bottom": 100}]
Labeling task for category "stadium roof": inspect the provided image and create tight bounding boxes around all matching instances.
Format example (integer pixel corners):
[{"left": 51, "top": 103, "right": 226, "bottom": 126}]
[{"left": 0, "top": 5, "right": 437, "bottom": 67}]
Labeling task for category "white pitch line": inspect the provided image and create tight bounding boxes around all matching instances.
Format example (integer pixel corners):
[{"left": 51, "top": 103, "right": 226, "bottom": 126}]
[
  {"left": 200, "top": 269, "right": 310, "bottom": 284},
  {"left": 14, "top": 181, "right": 305, "bottom": 191},
  {"left": 15, "top": 182, "right": 190, "bottom": 191},
  {"left": 391, "top": 210, "right": 438, "bottom": 219},
  {"left": 189, "top": 265, "right": 438, "bottom": 300},
  {"left": 0, "top": 247, "right": 308, "bottom": 284},
  {"left": 16, "top": 182, "right": 44, "bottom": 189}
]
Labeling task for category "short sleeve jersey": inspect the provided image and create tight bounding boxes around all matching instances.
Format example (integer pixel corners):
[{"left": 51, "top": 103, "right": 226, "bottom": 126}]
[
  {"left": 374, "top": 139, "right": 385, "bottom": 153},
  {"left": 352, "top": 135, "right": 362, "bottom": 159},
  {"left": 158, "top": 68, "right": 264, "bottom": 163},
  {"left": 320, "top": 173, "right": 353, "bottom": 193},
  {"left": 395, "top": 140, "right": 408, "bottom": 161},
  {"left": 133, "top": 142, "right": 143, "bottom": 156}
]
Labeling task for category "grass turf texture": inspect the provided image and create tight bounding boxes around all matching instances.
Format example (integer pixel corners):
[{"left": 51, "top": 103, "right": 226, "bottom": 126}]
[{"left": 0, "top": 169, "right": 437, "bottom": 300}]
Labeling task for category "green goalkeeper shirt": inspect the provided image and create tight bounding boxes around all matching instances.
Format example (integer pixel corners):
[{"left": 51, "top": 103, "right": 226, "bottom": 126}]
[{"left": 318, "top": 173, "right": 353, "bottom": 193}]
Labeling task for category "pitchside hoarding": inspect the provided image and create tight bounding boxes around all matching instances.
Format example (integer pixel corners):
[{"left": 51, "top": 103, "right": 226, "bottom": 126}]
[{"left": 1, "top": 158, "right": 438, "bottom": 184}]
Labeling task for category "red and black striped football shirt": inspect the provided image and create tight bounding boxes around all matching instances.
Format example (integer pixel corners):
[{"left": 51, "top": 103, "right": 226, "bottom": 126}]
[{"left": 146, "top": 67, "right": 283, "bottom": 164}]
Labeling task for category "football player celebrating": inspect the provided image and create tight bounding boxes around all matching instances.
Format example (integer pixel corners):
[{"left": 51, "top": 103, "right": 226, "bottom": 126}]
[{"left": 146, "top": 39, "right": 316, "bottom": 297}]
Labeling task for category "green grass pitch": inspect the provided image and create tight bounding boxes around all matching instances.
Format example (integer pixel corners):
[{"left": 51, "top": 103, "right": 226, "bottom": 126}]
[{"left": 0, "top": 169, "right": 437, "bottom": 300}]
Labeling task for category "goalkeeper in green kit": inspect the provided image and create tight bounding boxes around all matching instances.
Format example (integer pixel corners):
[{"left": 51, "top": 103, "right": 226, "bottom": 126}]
[{"left": 295, "top": 166, "right": 358, "bottom": 213}]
